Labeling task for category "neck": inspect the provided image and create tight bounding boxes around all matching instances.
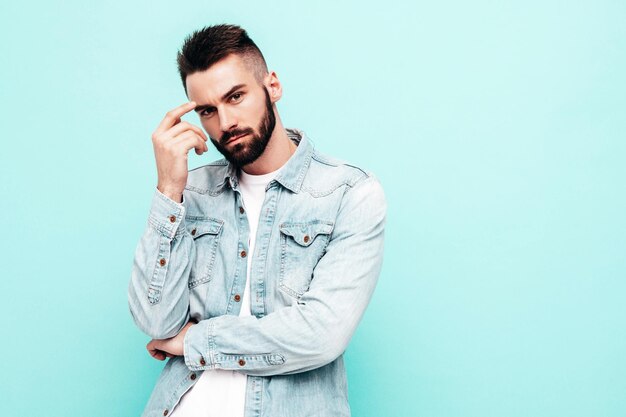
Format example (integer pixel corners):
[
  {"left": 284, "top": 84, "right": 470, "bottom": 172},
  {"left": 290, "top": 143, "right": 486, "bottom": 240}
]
[{"left": 241, "top": 116, "right": 296, "bottom": 175}]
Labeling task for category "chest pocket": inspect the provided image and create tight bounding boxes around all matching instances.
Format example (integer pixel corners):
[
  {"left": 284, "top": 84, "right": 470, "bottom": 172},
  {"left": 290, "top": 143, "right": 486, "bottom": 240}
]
[
  {"left": 186, "top": 217, "right": 224, "bottom": 288},
  {"left": 279, "top": 220, "right": 334, "bottom": 299}
]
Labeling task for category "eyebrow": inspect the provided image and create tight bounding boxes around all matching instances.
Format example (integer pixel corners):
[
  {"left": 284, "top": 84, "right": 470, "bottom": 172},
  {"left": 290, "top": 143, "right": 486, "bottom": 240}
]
[{"left": 194, "top": 83, "right": 247, "bottom": 113}]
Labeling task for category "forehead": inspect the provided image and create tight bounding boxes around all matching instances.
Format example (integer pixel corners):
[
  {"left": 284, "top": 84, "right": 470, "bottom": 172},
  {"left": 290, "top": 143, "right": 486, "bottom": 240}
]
[{"left": 186, "top": 54, "right": 257, "bottom": 103}]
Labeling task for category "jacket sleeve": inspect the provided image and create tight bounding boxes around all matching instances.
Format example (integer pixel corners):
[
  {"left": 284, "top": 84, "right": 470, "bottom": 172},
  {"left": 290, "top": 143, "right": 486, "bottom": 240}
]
[
  {"left": 127, "top": 188, "right": 193, "bottom": 339},
  {"left": 182, "top": 174, "right": 387, "bottom": 376}
]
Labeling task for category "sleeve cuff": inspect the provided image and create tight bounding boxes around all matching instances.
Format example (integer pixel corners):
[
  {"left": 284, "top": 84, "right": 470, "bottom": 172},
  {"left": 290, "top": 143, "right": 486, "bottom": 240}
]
[
  {"left": 147, "top": 188, "right": 187, "bottom": 239},
  {"left": 184, "top": 319, "right": 215, "bottom": 370},
  {"left": 182, "top": 317, "right": 286, "bottom": 372}
]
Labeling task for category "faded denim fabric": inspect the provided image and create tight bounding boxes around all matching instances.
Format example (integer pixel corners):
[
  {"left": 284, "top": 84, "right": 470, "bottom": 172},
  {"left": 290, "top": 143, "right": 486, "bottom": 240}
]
[{"left": 128, "top": 128, "right": 387, "bottom": 417}]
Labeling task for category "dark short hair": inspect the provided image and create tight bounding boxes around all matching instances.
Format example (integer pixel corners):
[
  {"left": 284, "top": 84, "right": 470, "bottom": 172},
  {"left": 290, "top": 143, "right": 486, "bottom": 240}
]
[{"left": 176, "top": 24, "right": 268, "bottom": 95}]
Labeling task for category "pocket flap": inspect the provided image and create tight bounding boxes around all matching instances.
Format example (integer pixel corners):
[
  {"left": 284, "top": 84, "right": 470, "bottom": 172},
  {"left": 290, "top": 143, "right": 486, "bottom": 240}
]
[
  {"left": 279, "top": 221, "right": 334, "bottom": 247},
  {"left": 186, "top": 217, "right": 224, "bottom": 238}
]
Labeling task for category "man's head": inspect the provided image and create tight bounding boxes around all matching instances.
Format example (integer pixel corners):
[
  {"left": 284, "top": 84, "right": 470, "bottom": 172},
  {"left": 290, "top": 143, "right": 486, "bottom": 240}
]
[{"left": 177, "top": 24, "right": 279, "bottom": 167}]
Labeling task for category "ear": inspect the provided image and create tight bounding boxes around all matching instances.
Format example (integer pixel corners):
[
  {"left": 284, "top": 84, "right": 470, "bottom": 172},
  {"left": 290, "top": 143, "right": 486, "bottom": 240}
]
[{"left": 264, "top": 70, "right": 283, "bottom": 103}]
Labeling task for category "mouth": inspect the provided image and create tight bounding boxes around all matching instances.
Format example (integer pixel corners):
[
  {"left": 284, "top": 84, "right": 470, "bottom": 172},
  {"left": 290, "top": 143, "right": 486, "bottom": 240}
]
[{"left": 225, "top": 133, "right": 249, "bottom": 145}]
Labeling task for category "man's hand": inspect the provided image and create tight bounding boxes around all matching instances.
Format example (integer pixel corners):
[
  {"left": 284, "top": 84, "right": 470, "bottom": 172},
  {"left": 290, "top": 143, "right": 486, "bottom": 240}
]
[
  {"left": 152, "top": 101, "right": 208, "bottom": 203},
  {"left": 146, "top": 321, "right": 196, "bottom": 361}
]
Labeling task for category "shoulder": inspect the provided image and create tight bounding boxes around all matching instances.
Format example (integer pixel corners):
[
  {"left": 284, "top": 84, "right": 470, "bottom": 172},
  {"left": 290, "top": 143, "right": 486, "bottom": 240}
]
[
  {"left": 301, "top": 148, "right": 382, "bottom": 196},
  {"left": 306, "top": 150, "right": 386, "bottom": 232}
]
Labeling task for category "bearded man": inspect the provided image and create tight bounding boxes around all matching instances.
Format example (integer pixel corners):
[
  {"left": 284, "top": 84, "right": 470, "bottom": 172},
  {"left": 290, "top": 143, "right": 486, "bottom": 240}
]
[{"left": 128, "top": 23, "right": 387, "bottom": 417}]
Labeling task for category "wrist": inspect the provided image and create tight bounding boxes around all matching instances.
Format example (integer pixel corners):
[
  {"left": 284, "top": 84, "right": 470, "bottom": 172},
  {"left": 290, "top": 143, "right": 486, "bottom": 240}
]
[{"left": 157, "top": 184, "right": 183, "bottom": 203}]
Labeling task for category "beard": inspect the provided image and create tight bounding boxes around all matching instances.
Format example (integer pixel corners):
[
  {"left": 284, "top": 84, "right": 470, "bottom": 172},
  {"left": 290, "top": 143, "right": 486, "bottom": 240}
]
[{"left": 210, "top": 88, "right": 276, "bottom": 167}]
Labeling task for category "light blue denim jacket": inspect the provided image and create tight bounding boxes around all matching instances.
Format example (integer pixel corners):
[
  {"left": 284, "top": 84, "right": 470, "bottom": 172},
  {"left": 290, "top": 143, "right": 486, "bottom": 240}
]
[{"left": 128, "top": 128, "right": 387, "bottom": 417}]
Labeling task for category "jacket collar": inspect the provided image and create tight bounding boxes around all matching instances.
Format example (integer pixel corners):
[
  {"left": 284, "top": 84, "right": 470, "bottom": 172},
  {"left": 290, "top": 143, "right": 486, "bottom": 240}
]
[{"left": 220, "top": 127, "right": 313, "bottom": 193}]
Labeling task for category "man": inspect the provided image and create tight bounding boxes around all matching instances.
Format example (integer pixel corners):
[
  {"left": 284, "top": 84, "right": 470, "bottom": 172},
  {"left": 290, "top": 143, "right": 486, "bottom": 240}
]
[{"left": 128, "top": 24, "right": 386, "bottom": 417}]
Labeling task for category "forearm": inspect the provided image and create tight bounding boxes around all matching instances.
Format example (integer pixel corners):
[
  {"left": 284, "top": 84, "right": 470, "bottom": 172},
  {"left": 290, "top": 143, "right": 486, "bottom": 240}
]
[
  {"left": 128, "top": 188, "right": 193, "bottom": 339},
  {"left": 183, "top": 282, "right": 379, "bottom": 376}
]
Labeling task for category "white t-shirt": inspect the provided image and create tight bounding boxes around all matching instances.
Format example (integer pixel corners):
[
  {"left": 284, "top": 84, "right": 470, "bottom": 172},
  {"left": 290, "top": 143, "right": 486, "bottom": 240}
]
[{"left": 170, "top": 166, "right": 282, "bottom": 417}]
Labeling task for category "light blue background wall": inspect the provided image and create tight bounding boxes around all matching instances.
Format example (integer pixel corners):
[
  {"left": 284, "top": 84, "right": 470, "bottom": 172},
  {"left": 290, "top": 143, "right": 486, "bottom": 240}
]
[{"left": 1, "top": 1, "right": 625, "bottom": 416}]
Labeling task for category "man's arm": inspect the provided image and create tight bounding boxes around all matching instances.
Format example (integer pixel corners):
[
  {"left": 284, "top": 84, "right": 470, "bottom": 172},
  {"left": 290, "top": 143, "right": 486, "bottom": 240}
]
[
  {"left": 128, "top": 101, "right": 208, "bottom": 339},
  {"left": 181, "top": 174, "right": 386, "bottom": 376}
]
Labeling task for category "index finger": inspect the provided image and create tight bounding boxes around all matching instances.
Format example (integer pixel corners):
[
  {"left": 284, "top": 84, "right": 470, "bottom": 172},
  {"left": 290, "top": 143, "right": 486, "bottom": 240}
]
[{"left": 154, "top": 101, "right": 197, "bottom": 135}]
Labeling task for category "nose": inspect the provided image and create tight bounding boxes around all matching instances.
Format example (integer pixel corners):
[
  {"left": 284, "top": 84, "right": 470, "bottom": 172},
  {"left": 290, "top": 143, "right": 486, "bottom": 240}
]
[{"left": 218, "top": 106, "right": 238, "bottom": 133}]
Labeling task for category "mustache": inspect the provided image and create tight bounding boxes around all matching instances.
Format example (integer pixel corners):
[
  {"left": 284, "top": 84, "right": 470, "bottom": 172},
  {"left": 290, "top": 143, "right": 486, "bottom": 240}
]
[{"left": 221, "top": 128, "right": 253, "bottom": 144}]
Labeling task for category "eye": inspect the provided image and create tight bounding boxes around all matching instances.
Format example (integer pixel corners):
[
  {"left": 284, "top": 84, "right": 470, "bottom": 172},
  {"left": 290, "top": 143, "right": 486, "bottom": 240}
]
[
  {"left": 200, "top": 108, "right": 216, "bottom": 117},
  {"left": 229, "top": 92, "right": 244, "bottom": 103}
]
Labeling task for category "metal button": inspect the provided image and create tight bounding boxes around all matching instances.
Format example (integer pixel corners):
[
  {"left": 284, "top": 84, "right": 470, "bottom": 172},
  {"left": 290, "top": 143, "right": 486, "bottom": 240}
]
[
  {"left": 303, "top": 235, "right": 310, "bottom": 243},
  {"left": 234, "top": 294, "right": 241, "bottom": 302},
  {"left": 159, "top": 258, "right": 166, "bottom": 266},
  {"left": 163, "top": 410, "right": 169, "bottom": 416},
  {"left": 199, "top": 357, "right": 206, "bottom": 366},
  {"left": 190, "top": 373, "right": 196, "bottom": 380},
  {"left": 240, "top": 250, "right": 247, "bottom": 258},
  {"left": 239, "top": 206, "right": 245, "bottom": 214},
  {"left": 169, "top": 215, "right": 176, "bottom": 223},
  {"left": 191, "top": 228, "right": 197, "bottom": 236},
  {"left": 238, "top": 359, "right": 246, "bottom": 366}
]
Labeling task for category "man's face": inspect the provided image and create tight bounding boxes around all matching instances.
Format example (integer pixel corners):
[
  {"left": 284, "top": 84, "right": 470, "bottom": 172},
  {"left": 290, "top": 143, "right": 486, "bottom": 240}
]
[{"left": 186, "top": 54, "right": 276, "bottom": 167}]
